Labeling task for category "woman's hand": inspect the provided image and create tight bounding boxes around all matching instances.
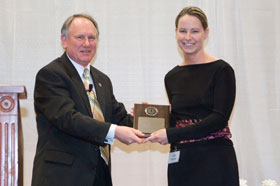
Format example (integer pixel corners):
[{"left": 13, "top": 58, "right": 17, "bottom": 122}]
[{"left": 143, "top": 129, "right": 168, "bottom": 145}]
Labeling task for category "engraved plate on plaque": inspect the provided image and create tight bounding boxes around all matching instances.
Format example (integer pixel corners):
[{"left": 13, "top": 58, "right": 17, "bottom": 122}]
[{"left": 133, "top": 104, "right": 170, "bottom": 135}]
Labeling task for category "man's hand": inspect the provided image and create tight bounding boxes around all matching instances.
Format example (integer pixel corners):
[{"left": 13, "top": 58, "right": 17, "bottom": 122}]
[
  {"left": 143, "top": 129, "right": 168, "bottom": 145},
  {"left": 130, "top": 101, "right": 150, "bottom": 116},
  {"left": 115, "top": 126, "right": 145, "bottom": 145}
]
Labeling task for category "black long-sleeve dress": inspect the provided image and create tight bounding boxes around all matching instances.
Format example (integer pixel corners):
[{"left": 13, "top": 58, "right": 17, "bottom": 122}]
[{"left": 165, "top": 60, "right": 239, "bottom": 186}]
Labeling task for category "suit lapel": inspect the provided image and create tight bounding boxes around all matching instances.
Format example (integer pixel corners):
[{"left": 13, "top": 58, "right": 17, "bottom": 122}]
[
  {"left": 90, "top": 66, "right": 106, "bottom": 116},
  {"left": 60, "top": 53, "right": 93, "bottom": 117}
]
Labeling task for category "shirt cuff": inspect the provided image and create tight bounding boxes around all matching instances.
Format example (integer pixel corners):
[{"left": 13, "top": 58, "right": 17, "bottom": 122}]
[{"left": 105, "top": 124, "right": 117, "bottom": 145}]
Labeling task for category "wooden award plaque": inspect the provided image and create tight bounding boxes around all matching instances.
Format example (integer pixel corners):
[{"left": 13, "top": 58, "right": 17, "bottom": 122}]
[{"left": 133, "top": 104, "right": 170, "bottom": 136}]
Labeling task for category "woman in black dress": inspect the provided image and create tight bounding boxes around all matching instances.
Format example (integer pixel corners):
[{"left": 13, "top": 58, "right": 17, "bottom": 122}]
[{"left": 144, "top": 6, "right": 239, "bottom": 186}]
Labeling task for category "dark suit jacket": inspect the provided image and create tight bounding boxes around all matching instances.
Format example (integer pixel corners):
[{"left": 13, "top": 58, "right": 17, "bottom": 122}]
[{"left": 31, "top": 53, "right": 133, "bottom": 186}]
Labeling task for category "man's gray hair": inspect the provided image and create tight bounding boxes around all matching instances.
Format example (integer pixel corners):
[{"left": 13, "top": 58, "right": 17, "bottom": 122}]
[{"left": 61, "top": 14, "right": 99, "bottom": 38}]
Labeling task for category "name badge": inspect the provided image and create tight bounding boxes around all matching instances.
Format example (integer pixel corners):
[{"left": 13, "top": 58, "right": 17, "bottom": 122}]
[{"left": 168, "top": 151, "right": 180, "bottom": 164}]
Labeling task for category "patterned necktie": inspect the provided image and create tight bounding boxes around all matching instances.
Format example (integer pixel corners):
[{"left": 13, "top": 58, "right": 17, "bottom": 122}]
[{"left": 83, "top": 68, "right": 109, "bottom": 165}]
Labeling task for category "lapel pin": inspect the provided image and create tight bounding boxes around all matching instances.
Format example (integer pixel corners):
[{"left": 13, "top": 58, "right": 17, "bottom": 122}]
[{"left": 98, "top": 83, "right": 102, "bottom": 87}]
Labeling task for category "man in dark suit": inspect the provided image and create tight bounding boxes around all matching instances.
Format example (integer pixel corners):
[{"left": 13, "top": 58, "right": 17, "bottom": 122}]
[{"left": 31, "top": 14, "right": 144, "bottom": 186}]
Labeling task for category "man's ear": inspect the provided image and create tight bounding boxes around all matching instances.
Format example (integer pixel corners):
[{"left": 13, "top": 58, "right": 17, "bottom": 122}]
[{"left": 61, "top": 34, "right": 67, "bottom": 49}]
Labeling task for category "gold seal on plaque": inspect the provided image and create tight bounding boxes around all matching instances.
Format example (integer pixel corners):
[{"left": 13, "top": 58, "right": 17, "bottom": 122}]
[{"left": 144, "top": 107, "right": 158, "bottom": 117}]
